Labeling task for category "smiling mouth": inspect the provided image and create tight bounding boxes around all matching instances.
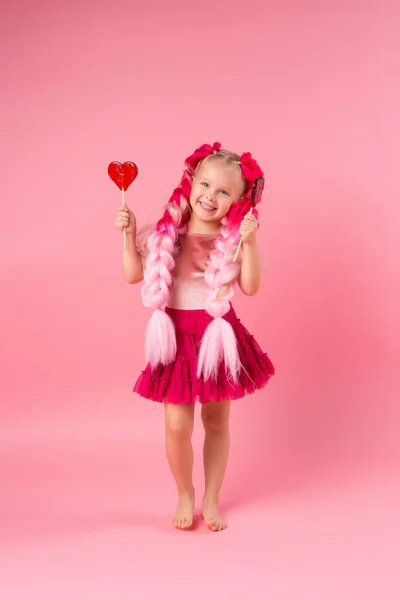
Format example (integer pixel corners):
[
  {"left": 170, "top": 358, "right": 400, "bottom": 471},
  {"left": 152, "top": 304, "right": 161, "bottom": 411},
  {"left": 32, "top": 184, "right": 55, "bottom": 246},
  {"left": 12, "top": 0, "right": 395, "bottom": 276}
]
[{"left": 199, "top": 201, "right": 217, "bottom": 212}]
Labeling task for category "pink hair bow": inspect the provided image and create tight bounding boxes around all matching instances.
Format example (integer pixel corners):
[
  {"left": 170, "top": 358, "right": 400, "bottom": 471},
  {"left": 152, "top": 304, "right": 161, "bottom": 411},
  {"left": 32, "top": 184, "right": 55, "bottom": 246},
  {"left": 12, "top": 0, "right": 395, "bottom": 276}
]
[{"left": 185, "top": 142, "right": 221, "bottom": 173}]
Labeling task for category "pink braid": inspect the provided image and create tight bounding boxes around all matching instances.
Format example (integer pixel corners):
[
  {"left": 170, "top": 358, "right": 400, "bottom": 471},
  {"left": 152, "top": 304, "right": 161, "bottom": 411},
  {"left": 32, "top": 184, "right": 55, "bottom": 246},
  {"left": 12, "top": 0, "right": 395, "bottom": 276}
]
[
  {"left": 141, "top": 142, "right": 220, "bottom": 369},
  {"left": 197, "top": 216, "right": 242, "bottom": 382},
  {"left": 197, "top": 151, "right": 264, "bottom": 382}
]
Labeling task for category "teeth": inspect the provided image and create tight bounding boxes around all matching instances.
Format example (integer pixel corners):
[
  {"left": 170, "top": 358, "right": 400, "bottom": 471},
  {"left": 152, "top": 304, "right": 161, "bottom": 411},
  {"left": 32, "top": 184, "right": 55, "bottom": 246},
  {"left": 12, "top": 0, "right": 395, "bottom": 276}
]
[{"left": 200, "top": 202, "right": 215, "bottom": 212}]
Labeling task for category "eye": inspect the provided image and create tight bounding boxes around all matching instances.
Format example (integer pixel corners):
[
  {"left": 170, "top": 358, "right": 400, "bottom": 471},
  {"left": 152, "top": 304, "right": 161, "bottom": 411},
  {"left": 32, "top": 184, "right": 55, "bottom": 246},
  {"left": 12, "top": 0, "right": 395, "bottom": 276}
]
[
  {"left": 219, "top": 189, "right": 229, "bottom": 196},
  {"left": 201, "top": 182, "right": 209, "bottom": 188}
]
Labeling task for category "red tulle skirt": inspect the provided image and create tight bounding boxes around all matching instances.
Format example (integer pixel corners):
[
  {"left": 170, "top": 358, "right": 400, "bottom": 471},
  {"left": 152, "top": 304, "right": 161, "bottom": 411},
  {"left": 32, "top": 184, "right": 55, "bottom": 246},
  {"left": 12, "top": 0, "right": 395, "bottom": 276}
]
[{"left": 133, "top": 305, "right": 275, "bottom": 404}]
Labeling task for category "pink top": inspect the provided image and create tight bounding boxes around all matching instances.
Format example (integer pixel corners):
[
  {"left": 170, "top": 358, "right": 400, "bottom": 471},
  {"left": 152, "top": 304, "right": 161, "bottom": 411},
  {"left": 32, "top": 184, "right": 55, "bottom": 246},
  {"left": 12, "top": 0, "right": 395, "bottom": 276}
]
[{"left": 137, "top": 226, "right": 240, "bottom": 310}]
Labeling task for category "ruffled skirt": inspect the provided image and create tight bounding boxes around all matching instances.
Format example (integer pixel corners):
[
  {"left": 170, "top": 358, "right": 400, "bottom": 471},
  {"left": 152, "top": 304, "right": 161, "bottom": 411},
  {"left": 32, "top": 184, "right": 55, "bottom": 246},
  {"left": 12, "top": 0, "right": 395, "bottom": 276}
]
[{"left": 133, "top": 305, "right": 275, "bottom": 404}]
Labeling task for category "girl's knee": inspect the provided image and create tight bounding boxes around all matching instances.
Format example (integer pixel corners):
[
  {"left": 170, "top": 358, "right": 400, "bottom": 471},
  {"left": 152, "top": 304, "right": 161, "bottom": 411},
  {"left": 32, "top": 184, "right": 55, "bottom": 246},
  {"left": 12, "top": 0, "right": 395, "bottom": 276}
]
[
  {"left": 166, "top": 419, "right": 193, "bottom": 437},
  {"left": 201, "top": 403, "right": 230, "bottom": 433},
  {"left": 165, "top": 404, "right": 194, "bottom": 437}
]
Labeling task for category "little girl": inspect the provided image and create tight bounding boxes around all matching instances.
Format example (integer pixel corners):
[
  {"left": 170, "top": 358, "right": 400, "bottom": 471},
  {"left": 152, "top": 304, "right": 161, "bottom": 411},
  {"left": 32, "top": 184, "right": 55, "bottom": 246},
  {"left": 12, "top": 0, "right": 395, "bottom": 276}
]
[{"left": 115, "top": 142, "right": 274, "bottom": 531}]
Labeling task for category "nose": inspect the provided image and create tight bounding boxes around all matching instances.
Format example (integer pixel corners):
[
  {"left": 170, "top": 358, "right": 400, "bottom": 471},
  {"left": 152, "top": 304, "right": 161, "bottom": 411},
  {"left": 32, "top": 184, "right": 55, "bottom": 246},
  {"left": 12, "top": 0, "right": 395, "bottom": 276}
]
[{"left": 205, "top": 193, "right": 216, "bottom": 203}]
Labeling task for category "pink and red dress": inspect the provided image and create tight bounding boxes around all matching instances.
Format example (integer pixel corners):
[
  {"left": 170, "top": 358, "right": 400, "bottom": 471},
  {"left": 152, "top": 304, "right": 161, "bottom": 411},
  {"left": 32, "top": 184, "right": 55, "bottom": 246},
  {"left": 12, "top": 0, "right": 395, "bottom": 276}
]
[{"left": 133, "top": 231, "right": 274, "bottom": 404}]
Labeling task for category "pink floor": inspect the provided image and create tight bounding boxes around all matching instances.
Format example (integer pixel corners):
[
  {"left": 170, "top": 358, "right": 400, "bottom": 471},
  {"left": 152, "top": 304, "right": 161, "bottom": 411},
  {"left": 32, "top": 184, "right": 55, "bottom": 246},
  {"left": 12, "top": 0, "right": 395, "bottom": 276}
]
[{"left": 1, "top": 386, "right": 398, "bottom": 600}]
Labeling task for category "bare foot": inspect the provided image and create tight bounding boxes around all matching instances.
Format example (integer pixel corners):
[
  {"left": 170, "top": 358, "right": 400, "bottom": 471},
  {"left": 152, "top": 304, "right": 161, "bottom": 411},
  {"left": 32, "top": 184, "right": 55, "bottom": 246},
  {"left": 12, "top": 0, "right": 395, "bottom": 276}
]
[
  {"left": 202, "top": 497, "right": 227, "bottom": 532},
  {"left": 173, "top": 489, "right": 195, "bottom": 529}
]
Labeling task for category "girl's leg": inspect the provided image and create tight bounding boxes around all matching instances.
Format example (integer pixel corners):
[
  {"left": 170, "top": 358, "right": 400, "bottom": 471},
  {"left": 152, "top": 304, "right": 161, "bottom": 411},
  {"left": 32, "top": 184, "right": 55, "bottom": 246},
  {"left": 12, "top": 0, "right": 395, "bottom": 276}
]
[
  {"left": 165, "top": 403, "right": 196, "bottom": 529},
  {"left": 201, "top": 400, "right": 231, "bottom": 531}
]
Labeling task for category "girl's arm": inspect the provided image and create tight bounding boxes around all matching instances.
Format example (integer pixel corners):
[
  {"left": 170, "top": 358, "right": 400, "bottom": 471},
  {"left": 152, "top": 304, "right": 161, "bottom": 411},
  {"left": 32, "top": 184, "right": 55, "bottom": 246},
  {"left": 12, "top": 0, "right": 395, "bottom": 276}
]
[
  {"left": 237, "top": 212, "right": 261, "bottom": 296},
  {"left": 238, "top": 239, "right": 261, "bottom": 296},
  {"left": 122, "top": 232, "right": 144, "bottom": 284}
]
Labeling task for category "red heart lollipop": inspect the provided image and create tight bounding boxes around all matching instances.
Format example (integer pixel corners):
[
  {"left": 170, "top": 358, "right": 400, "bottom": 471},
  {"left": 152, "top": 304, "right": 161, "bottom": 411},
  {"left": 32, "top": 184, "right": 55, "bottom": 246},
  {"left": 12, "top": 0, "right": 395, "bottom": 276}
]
[
  {"left": 108, "top": 161, "right": 138, "bottom": 191},
  {"left": 251, "top": 177, "right": 265, "bottom": 206}
]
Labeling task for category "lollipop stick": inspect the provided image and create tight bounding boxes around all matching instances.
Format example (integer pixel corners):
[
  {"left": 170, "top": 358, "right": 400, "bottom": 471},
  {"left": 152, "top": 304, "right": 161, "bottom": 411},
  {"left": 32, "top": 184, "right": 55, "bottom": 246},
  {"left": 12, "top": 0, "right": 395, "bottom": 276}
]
[
  {"left": 233, "top": 240, "right": 242, "bottom": 263},
  {"left": 122, "top": 186, "right": 127, "bottom": 251},
  {"left": 233, "top": 207, "right": 253, "bottom": 263}
]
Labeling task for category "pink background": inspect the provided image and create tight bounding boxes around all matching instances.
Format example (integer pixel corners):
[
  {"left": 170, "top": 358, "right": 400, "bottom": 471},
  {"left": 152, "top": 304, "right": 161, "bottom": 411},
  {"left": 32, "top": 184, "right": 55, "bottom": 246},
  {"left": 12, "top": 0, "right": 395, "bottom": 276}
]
[{"left": 1, "top": 0, "right": 399, "bottom": 598}]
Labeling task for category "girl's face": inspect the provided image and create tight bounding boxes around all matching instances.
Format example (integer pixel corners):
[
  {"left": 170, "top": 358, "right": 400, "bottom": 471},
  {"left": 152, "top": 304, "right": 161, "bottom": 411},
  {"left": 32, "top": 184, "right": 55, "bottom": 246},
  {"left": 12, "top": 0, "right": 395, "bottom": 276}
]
[{"left": 189, "top": 160, "right": 244, "bottom": 231}]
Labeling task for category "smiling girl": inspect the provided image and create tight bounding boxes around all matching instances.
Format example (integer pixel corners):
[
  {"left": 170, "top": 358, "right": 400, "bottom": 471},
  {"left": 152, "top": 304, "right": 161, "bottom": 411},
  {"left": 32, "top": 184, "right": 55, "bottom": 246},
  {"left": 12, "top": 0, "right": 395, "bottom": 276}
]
[{"left": 115, "top": 142, "right": 275, "bottom": 531}]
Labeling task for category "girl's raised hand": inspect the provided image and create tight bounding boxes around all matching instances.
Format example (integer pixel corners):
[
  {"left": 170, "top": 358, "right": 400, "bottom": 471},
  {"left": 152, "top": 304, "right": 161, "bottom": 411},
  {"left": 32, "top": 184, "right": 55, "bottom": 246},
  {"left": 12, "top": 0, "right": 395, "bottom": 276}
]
[
  {"left": 239, "top": 212, "right": 258, "bottom": 244},
  {"left": 115, "top": 204, "right": 136, "bottom": 235}
]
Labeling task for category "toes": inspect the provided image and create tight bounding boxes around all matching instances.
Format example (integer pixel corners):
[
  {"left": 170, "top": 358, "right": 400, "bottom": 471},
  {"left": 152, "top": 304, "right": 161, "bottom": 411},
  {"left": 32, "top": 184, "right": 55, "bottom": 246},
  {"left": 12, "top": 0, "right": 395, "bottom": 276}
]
[
  {"left": 174, "top": 515, "right": 193, "bottom": 529},
  {"left": 173, "top": 516, "right": 182, "bottom": 529},
  {"left": 205, "top": 519, "right": 216, "bottom": 530},
  {"left": 206, "top": 518, "right": 226, "bottom": 531}
]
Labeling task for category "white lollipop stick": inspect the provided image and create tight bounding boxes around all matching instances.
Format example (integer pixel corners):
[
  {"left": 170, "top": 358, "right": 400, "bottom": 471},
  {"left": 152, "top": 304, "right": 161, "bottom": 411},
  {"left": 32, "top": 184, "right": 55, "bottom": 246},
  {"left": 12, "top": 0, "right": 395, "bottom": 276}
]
[
  {"left": 122, "top": 186, "right": 127, "bottom": 251},
  {"left": 233, "top": 207, "right": 253, "bottom": 262}
]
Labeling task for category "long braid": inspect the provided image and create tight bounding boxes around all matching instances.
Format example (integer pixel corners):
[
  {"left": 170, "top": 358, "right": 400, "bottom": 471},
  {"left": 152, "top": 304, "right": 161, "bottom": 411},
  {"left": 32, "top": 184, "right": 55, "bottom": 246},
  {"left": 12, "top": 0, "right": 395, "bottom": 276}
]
[
  {"left": 142, "top": 142, "right": 220, "bottom": 368},
  {"left": 196, "top": 216, "right": 242, "bottom": 382},
  {"left": 197, "top": 151, "right": 264, "bottom": 382}
]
